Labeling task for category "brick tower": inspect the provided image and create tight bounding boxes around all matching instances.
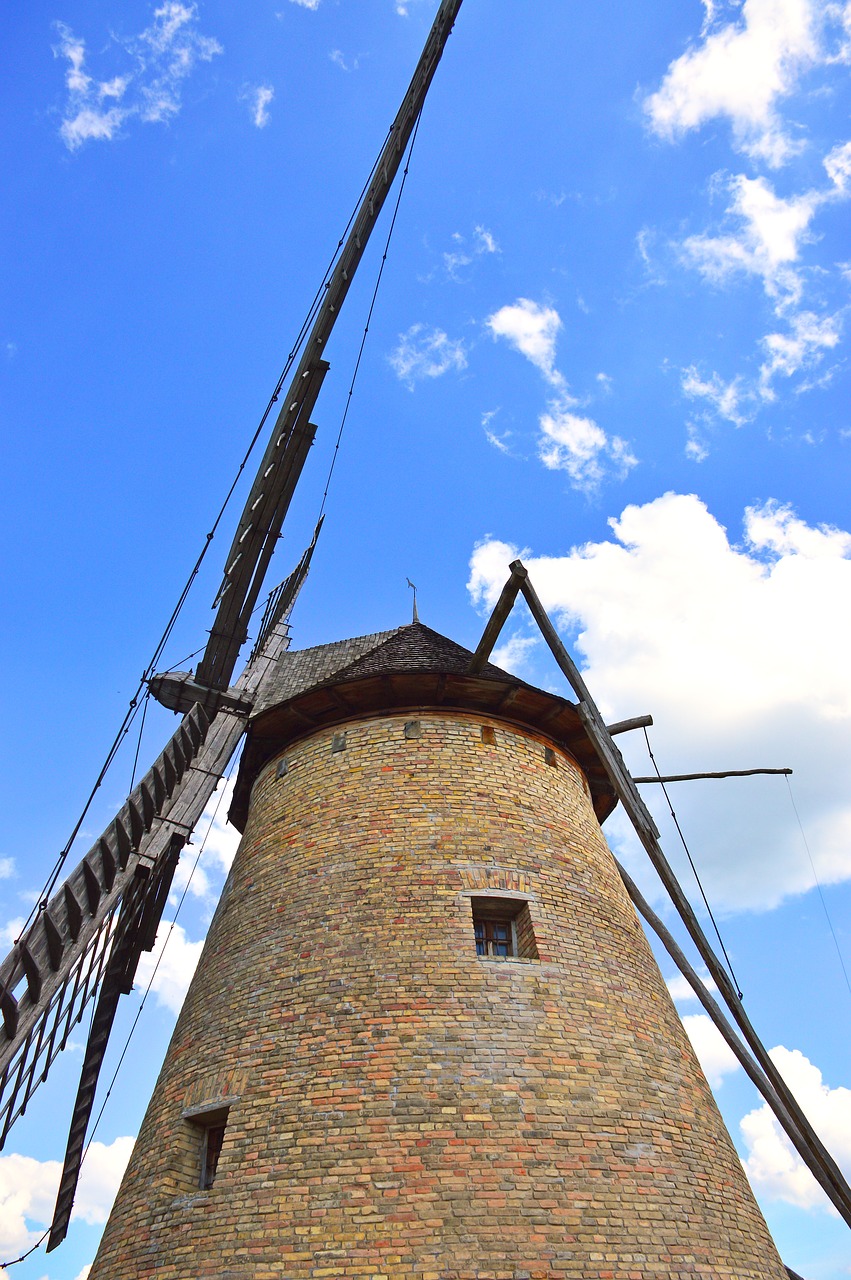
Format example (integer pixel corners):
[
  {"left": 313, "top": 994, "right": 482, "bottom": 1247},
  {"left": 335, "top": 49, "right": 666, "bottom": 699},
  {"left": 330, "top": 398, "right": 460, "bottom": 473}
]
[{"left": 89, "top": 621, "right": 789, "bottom": 1279}]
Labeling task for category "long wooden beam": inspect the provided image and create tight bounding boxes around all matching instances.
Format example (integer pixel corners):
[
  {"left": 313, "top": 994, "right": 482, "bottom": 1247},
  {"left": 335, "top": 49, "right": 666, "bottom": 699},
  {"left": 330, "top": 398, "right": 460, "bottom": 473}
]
[
  {"left": 616, "top": 858, "right": 850, "bottom": 1222},
  {"left": 506, "top": 560, "right": 851, "bottom": 1226},
  {"left": 634, "top": 768, "right": 792, "bottom": 783},
  {"left": 197, "top": 0, "right": 466, "bottom": 692}
]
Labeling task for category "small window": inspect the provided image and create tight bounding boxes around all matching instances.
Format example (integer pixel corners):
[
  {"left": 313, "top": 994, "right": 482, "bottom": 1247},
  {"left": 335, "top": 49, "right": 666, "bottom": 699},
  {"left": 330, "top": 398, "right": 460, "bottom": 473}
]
[
  {"left": 471, "top": 896, "right": 539, "bottom": 961},
  {"left": 185, "top": 1105, "right": 230, "bottom": 1190}
]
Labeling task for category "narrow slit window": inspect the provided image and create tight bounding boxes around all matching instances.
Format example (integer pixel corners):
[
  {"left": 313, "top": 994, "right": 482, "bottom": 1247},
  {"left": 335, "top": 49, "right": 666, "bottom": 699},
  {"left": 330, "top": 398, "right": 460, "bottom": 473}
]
[
  {"left": 184, "top": 1104, "right": 231, "bottom": 1191},
  {"left": 201, "top": 1122, "right": 226, "bottom": 1189}
]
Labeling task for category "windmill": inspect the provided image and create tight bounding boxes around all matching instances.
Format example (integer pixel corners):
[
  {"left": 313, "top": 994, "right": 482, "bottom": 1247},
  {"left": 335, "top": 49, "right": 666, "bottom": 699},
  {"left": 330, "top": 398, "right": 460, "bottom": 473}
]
[{"left": 0, "top": 0, "right": 847, "bottom": 1273}]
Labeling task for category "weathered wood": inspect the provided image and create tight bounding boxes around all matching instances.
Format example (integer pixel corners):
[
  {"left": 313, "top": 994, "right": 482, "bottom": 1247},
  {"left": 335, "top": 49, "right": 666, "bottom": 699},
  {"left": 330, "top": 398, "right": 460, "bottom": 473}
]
[
  {"left": 498, "top": 561, "right": 851, "bottom": 1225},
  {"left": 42, "top": 912, "right": 64, "bottom": 971},
  {"left": 64, "top": 885, "right": 82, "bottom": 941},
  {"left": 467, "top": 562, "right": 527, "bottom": 674},
  {"left": 606, "top": 714, "right": 653, "bottom": 736},
  {"left": 0, "top": 603, "right": 296, "bottom": 1148},
  {"left": 617, "top": 857, "right": 851, "bottom": 1225},
  {"left": 149, "top": 672, "right": 254, "bottom": 717},
  {"left": 197, "top": 0, "right": 465, "bottom": 693},
  {"left": 634, "top": 767, "right": 792, "bottom": 783}
]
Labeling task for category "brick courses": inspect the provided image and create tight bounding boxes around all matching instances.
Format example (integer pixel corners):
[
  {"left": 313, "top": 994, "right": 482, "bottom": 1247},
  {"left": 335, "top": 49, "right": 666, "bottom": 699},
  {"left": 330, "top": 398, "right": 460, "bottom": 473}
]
[{"left": 90, "top": 694, "right": 788, "bottom": 1279}]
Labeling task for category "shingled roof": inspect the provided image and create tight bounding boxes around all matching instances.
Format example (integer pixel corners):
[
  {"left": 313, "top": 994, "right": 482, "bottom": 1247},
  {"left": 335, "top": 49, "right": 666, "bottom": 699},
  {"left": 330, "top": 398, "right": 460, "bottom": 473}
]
[
  {"left": 252, "top": 622, "right": 518, "bottom": 716},
  {"left": 230, "top": 619, "right": 620, "bottom": 831}
]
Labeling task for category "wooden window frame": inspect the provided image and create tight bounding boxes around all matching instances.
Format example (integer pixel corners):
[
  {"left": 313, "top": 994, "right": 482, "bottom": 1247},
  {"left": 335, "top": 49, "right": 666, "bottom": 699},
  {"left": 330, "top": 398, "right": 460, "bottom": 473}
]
[{"left": 470, "top": 895, "right": 539, "bottom": 962}]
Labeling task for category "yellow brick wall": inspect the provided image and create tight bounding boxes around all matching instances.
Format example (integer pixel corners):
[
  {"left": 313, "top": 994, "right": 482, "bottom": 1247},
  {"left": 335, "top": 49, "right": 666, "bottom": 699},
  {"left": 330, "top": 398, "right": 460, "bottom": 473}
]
[{"left": 90, "top": 711, "right": 788, "bottom": 1279}]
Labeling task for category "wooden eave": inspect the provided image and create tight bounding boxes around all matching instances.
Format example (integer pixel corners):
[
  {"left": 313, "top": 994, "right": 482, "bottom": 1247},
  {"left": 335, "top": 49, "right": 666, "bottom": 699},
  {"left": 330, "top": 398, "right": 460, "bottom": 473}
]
[{"left": 229, "top": 669, "right": 618, "bottom": 831}]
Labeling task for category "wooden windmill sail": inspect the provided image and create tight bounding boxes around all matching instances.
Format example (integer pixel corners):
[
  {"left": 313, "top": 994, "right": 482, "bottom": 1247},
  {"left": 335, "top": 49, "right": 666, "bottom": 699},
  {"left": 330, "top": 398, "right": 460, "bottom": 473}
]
[{"left": 0, "top": 0, "right": 848, "bottom": 1269}]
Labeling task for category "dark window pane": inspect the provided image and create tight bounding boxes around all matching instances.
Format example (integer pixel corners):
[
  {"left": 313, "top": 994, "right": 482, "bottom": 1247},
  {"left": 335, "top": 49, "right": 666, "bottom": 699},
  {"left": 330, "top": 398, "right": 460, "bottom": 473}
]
[{"left": 201, "top": 1123, "right": 226, "bottom": 1189}]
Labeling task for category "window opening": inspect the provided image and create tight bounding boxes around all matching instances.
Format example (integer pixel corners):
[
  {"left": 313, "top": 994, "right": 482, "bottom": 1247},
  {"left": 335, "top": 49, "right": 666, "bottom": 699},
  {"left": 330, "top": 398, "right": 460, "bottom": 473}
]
[
  {"left": 471, "top": 896, "right": 539, "bottom": 961},
  {"left": 184, "top": 1103, "right": 231, "bottom": 1190},
  {"left": 201, "top": 1121, "right": 226, "bottom": 1189}
]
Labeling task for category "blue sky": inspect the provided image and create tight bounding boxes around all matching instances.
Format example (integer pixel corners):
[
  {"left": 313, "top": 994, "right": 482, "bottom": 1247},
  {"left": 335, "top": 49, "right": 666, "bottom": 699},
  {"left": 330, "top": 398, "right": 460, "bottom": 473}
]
[{"left": 2, "top": 0, "right": 851, "bottom": 1276}]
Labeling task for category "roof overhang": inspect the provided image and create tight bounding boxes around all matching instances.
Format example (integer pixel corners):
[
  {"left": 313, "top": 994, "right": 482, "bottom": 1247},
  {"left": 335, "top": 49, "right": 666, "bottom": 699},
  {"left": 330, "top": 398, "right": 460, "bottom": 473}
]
[{"left": 229, "top": 668, "right": 618, "bottom": 831}]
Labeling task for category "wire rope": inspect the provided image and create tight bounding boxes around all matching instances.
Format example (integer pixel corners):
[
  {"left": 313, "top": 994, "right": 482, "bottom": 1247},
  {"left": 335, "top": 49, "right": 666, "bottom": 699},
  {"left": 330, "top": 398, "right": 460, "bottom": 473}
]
[
  {"left": 14, "top": 129, "right": 393, "bottom": 942},
  {"left": 0, "top": 763, "right": 237, "bottom": 1272},
  {"left": 642, "top": 726, "right": 744, "bottom": 1000},
  {"left": 317, "top": 110, "right": 424, "bottom": 524},
  {"left": 785, "top": 774, "right": 851, "bottom": 1002}
]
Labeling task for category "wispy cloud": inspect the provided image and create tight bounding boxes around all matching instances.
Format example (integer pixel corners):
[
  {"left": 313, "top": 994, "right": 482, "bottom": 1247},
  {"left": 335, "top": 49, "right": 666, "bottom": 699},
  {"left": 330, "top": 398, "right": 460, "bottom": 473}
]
[
  {"left": 441, "top": 224, "right": 500, "bottom": 281},
  {"left": 485, "top": 298, "right": 636, "bottom": 492},
  {"left": 673, "top": 148, "right": 851, "bottom": 418},
  {"left": 388, "top": 323, "right": 467, "bottom": 388},
  {"left": 682, "top": 366, "right": 751, "bottom": 426},
  {"left": 330, "top": 49, "right": 361, "bottom": 72},
  {"left": 241, "top": 83, "right": 274, "bottom": 128},
  {"left": 53, "top": 4, "right": 222, "bottom": 151},
  {"left": 0, "top": 858, "right": 14, "bottom": 881}
]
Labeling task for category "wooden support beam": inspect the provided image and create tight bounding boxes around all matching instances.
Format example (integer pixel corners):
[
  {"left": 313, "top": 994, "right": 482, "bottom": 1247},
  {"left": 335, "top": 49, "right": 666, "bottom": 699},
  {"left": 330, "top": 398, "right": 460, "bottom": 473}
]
[
  {"left": 467, "top": 561, "right": 527, "bottom": 674},
  {"left": 510, "top": 559, "right": 851, "bottom": 1227},
  {"left": 617, "top": 857, "right": 851, "bottom": 1225},
  {"left": 634, "top": 767, "right": 792, "bottom": 784},
  {"left": 606, "top": 715, "right": 653, "bottom": 737}
]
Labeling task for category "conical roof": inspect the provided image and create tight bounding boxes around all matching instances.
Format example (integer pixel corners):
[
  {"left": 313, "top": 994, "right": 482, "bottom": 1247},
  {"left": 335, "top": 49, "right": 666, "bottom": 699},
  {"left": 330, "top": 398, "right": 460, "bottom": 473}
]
[
  {"left": 230, "top": 620, "right": 618, "bottom": 829},
  {"left": 252, "top": 622, "right": 516, "bottom": 714}
]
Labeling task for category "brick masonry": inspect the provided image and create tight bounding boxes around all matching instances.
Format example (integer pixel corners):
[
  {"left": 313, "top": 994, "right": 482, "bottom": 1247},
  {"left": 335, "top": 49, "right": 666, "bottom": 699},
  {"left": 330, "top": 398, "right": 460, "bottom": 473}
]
[{"left": 89, "top": 710, "right": 789, "bottom": 1279}]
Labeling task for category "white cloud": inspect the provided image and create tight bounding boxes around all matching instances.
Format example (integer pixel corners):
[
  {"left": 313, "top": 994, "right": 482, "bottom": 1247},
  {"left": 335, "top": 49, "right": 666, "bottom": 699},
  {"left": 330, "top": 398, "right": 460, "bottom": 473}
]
[
  {"left": 666, "top": 971, "right": 719, "bottom": 1003},
  {"left": 241, "top": 84, "right": 274, "bottom": 128},
  {"left": 330, "top": 49, "right": 360, "bottom": 72},
  {"left": 538, "top": 402, "right": 636, "bottom": 492},
  {"left": 486, "top": 299, "right": 563, "bottom": 387},
  {"left": 288, "top": 0, "right": 321, "bottom": 7},
  {"left": 742, "top": 1047, "right": 851, "bottom": 1211},
  {"left": 388, "top": 324, "right": 467, "bottom": 388},
  {"left": 467, "top": 493, "right": 851, "bottom": 911},
  {"left": 0, "top": 1136, "right": 133, "bottom": 1258},
  {"left": 676, "top": 164, "right": 849, "bottom": 411},
  {"left": 75, "top": 1268, "right": 93, "bottom": 1280},
  {"left": 680, "top": 174, "right": 821, "bottom": 303},
  {"left": 0, "top": 858, "right": 14, "bottom": 880},
  {"left": 824, "top": 139, "right": 851, "bottom": 191},
  {"left": 644, "top": 0, "right": 821, "bottom": 166},
  {"left": 486, "top": 298, "right": 636, "bottom": 491},
  {"left": 473, "top": 225, "right": 499, "bottom": 255},
  {"left": 490, "top": 635, "right": 539, "bottom": 676},
  {"left": 681, "top": 1013, "right": 742, "bottom": 1088},
  {"left": 682, "top": 367, "right": 751, "bottom": 425},
  {"left": 441, "top": 226, "right": 500, "bottom": 280},
  {"left": 482, "top": 409, "right": 513, "bottom": 456},
  {"left": 53, "top": 4, "right": 222, "bottom": 151},
  {"left": 1, "top": 917, "right": 24, "bottom": 948},
  {"left": 135, "top": 920, "right": 203, "bottom": 1014},
  {"left": 759, "top": 308, "right": 841, "bottom": 397}
]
